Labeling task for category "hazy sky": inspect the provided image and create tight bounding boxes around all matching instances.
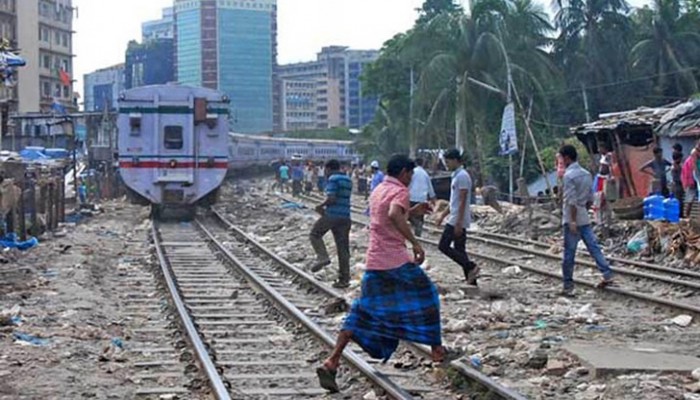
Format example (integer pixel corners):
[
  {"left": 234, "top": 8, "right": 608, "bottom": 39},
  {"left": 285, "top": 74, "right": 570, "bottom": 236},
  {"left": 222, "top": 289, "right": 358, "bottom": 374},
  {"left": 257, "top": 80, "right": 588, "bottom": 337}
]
[{"left": 73, "top": 0, "right": 648, "bottom": 99}]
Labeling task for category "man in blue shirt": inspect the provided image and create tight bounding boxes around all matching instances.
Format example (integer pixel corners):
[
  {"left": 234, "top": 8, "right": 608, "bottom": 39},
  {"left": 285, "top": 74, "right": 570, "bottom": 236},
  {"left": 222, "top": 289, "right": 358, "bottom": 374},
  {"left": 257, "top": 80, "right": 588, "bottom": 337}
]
[
  {"left": 310, "top": 159, "right": 353, "bottom": 289},
  {"left": 291, "top": 161, "right": 305, "bottom": 197}
]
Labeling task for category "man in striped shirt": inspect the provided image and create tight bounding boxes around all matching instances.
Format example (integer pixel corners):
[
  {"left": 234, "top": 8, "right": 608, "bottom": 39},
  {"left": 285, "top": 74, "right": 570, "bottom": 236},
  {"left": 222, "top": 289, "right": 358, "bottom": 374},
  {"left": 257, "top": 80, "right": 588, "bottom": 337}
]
[{"left": 309, "top": 159, "right": 353, "bottom": 289}]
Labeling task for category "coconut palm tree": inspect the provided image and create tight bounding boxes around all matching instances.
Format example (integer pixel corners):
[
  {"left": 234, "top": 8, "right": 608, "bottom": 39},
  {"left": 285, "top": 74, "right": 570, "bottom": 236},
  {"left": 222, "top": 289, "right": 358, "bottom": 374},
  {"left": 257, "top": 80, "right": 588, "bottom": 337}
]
[{"left": 630, "top": 0, "right": 700, "bottom": 97}]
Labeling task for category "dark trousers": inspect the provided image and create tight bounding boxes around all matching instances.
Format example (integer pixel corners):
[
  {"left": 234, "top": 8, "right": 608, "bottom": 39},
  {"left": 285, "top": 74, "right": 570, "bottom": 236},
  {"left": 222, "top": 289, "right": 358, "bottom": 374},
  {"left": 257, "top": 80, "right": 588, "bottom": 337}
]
[
  {"left": 292, "top": 180, "right": 302, "bottom": 196},
  {"left": 409, "top": 201, "right": 425, "bottom": 237},
  {"left": 438, "top": 224, "right": 474, "bottom": 280},
  {"left": 310, "top": 216, "right": 352, "bottom": 283}
]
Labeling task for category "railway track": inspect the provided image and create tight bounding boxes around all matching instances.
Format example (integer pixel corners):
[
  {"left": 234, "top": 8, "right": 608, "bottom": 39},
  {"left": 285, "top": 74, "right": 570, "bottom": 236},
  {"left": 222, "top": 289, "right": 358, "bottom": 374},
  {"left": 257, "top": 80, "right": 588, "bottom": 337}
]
[
  {"left": 292, "top": 192, "right": 700, "bottom": 315},
  {"left": 149, "top": 215, "right": 488, "bottom": 399},
  {"left": 208, "top": 208, "right": 528, "bottom": 400}
]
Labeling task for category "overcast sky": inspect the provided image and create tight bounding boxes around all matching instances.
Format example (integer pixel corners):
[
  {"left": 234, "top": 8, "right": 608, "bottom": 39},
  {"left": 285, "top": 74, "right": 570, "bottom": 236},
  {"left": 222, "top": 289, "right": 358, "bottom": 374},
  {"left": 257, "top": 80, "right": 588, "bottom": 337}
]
[{"left": 73, "top": 0, "right": 648, "bottom": 99}]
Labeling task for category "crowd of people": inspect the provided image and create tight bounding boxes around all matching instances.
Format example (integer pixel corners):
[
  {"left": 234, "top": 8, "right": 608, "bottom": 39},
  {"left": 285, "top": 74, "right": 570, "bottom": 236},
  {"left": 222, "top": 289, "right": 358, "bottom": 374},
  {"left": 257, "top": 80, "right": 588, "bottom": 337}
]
[
  {"left": 301, "top": 145, "right": 616, "bottom": 392},
  {"left": 275, "top": 159, "right": 389, "bottom": 199}
]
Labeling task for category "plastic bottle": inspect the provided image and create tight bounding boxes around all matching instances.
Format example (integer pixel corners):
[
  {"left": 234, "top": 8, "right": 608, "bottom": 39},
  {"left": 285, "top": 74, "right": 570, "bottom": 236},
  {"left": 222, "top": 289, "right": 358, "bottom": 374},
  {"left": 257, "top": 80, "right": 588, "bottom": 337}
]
[
  {"left": 648, "top": 193, "right": 665, "bottom": 221},
  {"left": 664, "top": 195, "right": 680, "bottom": 223}
]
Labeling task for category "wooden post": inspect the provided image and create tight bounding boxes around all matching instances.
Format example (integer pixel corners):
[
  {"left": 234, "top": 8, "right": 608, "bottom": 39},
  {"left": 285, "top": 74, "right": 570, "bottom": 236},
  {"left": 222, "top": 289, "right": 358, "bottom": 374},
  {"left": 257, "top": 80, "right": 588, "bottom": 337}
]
[
  {"left": 58, "top": 174, "right": 65, "bottom": 223},
  {"left": 53, "top": 177, "right": 60, "bottom": 231},
  {"left": 18, "top": 182, "right": 26, "bottom": 241},
  {"left": 28, "top": 176, "right": 37, "bottom": 237},
  {"left": 46, "top": 182, "right": 54, "bottom": 233}
]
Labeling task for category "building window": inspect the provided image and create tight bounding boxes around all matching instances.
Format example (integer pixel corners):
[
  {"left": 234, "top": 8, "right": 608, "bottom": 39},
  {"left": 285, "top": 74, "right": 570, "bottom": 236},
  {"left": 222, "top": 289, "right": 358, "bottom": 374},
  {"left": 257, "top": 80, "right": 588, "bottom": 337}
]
[
  {"left": 54, "top": 31, "right": 60, "bottom": 44},
  {"left": 61, "top": 33, "right": 67, "bottom": 47},
  {"left": 42, "top": 54, "right": 50, "bottom": 69},
  {"left": 54, "top": 83, "right": 61, "bottom": 97},
  {"left": 164, "top": 126, "right": 183, "bottom": 150},
  {"left": 63, "top": 85, "right": 69, "bottom": 98},
  {"left": 42, "top": 82, "right": 50, "bottom": 97}
]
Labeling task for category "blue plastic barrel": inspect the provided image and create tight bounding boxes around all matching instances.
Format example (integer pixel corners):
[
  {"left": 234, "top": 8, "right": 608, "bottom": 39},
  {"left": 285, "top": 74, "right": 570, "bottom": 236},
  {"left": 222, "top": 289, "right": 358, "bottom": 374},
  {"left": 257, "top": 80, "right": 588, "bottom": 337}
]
[
  {"left": 646, "top": 193, "right": 665, "bottom": 221},
  {"left": 664, "top": 195, "right": 680, "bottom": 223}
]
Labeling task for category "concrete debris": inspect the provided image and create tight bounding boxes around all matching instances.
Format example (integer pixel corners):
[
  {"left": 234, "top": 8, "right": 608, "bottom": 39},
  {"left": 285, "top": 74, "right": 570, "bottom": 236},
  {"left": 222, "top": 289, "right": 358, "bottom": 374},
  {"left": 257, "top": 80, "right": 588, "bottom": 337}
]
[
  {"left": 546, "top": 359, "right": 569, "bottom": 376},
  {"left": 362, "top": 390, "right": 378, "bottom": 400},
  {"left": 692, "top": 368, "right": 700, "bottom": 382},
  {"left": 525, "top": 349, "right": 548, "bottom": 369},
  {"left": 502, "top": 265, "right": 522, "bottom": 275},
  {"left": 670, "top": 315, "right": 693, "bottom": 327},
  {"left": 574, "top": 304, "right": 599, "bottom": 324}
]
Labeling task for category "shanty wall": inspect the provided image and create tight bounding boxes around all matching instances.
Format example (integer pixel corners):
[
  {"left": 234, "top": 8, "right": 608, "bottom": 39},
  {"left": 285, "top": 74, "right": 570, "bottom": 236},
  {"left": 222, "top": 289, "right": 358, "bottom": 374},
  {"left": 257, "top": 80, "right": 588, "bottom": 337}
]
[{"left": 621, "top": 144, "right": 655, "bottom": 197}]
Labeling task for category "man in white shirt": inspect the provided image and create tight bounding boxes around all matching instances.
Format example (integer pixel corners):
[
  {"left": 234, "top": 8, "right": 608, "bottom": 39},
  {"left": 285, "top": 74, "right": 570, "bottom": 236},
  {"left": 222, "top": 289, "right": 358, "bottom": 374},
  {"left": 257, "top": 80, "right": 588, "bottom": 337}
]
[
  {"left": 408, "top": 158, "right": 436, "bottom": 237},
  {"left": 437, "top": 149, "right": 479, "bottom": 286}
]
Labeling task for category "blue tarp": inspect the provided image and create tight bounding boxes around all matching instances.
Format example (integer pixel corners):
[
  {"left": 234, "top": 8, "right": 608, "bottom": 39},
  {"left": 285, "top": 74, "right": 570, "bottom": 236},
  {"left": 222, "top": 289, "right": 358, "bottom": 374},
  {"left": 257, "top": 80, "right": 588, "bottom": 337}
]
[
  {"left": 0, "top": 233, "right": 38, "bottom": 251},
  {"left": 19, "top": 149, "right": 49, "bottom": 161}
]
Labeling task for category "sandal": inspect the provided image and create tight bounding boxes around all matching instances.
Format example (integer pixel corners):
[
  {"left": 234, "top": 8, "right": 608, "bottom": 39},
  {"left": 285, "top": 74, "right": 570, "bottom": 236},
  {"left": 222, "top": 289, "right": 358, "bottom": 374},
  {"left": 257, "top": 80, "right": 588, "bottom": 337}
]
[
  {"left": 316, "top": 367, "right": 339, "bottom": 393},
  {"left": 433, "top": 346, "right": 464, "bottom": 365}
]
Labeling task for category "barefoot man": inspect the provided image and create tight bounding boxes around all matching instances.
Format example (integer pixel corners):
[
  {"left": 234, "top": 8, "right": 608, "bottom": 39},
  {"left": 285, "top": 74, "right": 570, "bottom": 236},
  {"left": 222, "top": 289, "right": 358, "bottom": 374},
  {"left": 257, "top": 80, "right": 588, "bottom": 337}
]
[{"left": 316, "top": 154, "right": 450, "bottom": 393}]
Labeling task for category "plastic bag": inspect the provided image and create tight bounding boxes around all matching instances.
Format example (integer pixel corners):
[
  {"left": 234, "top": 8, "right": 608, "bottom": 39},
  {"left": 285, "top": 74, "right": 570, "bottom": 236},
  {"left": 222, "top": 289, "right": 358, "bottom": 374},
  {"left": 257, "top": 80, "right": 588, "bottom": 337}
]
[{"left": 627, "top": 229, "right": 648, "bottom": 253}]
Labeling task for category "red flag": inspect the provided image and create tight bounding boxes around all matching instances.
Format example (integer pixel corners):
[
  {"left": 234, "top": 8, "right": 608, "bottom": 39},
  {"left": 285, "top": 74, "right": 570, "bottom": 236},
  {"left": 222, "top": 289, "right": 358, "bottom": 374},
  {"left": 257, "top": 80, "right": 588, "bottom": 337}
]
[{"left": 59, "top": 69, "right": 71, "bottom": 86}]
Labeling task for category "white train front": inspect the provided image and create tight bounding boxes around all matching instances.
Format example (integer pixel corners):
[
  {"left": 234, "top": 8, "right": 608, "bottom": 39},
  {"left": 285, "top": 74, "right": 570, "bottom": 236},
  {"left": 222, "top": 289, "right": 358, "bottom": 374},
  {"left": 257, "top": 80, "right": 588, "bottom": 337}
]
[{"left": 118, "top": 85, "right": 360, "bottom": 214}]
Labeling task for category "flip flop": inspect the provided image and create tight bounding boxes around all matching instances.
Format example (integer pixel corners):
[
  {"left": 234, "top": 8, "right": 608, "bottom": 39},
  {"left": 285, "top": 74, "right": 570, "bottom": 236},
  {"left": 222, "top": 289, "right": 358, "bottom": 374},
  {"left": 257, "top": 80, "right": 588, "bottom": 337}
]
[
  {"left": 316, "top": 367, "right": 339, "bottom": 393},
  {"left": 434, "top": 347, "right": 464, "bottom": 365}
]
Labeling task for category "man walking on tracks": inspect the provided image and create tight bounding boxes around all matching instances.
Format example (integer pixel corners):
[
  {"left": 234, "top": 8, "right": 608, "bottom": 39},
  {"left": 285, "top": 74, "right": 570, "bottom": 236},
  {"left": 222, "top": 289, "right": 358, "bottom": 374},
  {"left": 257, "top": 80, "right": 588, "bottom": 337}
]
[
  {"left": 408, "top": 158, "right": 436, "bottom": 237},
  {"left": 436, "top": 149, "right": 479, "bottom": 286},
  {"left": 559, "top": 144, "right": 615, "bottom": 297},
  {"left": 316, "top": 154, "right": 452, "bottom": 393},
  {"left": 309, "top": 159, "right": 353, "bottom": 289}
]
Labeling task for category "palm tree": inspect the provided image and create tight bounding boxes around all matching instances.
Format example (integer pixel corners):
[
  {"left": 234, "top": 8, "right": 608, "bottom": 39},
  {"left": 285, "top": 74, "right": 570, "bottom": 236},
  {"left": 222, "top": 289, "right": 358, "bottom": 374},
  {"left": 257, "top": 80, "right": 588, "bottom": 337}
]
[{"left": 630, "top": 0, "right": 700, "bottom": 97}]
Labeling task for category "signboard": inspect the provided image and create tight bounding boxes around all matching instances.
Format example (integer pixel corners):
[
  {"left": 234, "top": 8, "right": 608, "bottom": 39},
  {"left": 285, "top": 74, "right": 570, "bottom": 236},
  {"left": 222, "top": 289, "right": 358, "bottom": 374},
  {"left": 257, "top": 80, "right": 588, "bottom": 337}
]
[{"left": 499, "top": 103, "right": 518, "bottom": 156}]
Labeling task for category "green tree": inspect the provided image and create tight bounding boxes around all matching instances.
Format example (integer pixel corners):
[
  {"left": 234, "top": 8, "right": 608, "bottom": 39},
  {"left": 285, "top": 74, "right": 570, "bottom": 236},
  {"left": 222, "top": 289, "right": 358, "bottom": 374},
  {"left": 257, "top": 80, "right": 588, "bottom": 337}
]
[{"left": 630, "top": 0, "right": 700, "bottom": 97}]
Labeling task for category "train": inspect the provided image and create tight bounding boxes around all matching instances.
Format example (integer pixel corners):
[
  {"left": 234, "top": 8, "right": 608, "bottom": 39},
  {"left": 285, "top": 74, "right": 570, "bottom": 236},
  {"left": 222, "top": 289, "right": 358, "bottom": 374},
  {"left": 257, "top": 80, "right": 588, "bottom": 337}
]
[
  {"left": 117, "top": 84, "right": 360, "bottom": 217},
  {"left": 228, "top": 133, "right": 359, "bottom": 170},
  {"left": 117, "top": 85, "right": 231, "bottom": 217}
]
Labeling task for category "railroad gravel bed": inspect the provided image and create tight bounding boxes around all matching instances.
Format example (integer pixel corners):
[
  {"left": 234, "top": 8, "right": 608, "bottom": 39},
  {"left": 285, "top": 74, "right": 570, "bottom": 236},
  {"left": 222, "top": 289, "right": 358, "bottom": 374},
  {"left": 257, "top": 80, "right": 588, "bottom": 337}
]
[{"left": 221, "top": 180, "right": 700, "bottom": 400}]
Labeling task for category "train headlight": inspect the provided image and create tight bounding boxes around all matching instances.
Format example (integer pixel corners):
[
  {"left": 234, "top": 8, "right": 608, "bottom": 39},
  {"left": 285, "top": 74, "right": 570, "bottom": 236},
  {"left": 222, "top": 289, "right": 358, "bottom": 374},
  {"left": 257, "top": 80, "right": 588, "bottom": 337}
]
[{"left": 169, "top": 159, "right": 177, "bottom": 168}]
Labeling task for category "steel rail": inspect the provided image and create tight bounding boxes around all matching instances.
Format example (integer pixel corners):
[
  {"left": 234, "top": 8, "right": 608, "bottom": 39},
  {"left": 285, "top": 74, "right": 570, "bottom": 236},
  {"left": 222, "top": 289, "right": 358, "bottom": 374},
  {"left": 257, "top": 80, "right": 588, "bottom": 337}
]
[
  {"left": 288, "top": 193, "right": 700, "bottom": 313},
  {"left": 211, "top": 209, "right": 529, "bottom": 400},
  {"left": 195, "top": 218, "right": 416, "bottom": 400},
  {"left": 307, "top": 191, "right": 700, "bottom": 281},
  {"left": 348, "top": 214, "right": 700, "bottom": 315},
  {"left": 151, "top": 222, "right": 232, "bottom": 400},
  {"left": 467, "top": 229, "right": 700, "bottom": 280},
  {"left": 466, "top": 233, "right": 700, "bottom": 291}
]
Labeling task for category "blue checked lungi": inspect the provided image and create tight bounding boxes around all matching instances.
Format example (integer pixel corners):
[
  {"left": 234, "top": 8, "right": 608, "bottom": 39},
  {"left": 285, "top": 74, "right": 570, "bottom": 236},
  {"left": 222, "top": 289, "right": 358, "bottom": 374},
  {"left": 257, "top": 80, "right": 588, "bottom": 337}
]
[{"left": 342, "top": 263, "right": 442, "bottom": 361}]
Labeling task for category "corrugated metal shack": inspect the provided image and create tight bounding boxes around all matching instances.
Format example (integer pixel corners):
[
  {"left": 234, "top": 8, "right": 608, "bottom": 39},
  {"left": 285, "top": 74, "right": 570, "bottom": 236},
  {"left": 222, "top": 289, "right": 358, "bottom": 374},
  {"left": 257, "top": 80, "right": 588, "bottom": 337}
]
[
  {"left": 571, "top": 105, "right": 675, "bottom": 198},
  {"left": 656, "top": 100, "right": 700, "bottom": 156}
]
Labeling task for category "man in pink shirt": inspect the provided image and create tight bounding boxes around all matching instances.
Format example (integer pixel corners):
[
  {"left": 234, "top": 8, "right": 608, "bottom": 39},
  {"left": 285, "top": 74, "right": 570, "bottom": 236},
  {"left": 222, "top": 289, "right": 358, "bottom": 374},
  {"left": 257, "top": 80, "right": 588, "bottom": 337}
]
[{"left": 316, "top": 155, "right": 451, "bottom": 393}]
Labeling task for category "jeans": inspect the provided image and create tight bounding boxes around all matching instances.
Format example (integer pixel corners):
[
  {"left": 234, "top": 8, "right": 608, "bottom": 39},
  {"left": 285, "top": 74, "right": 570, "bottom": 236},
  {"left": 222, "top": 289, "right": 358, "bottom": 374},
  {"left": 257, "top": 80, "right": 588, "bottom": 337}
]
[
  {"left": 310, "top": 215, "right": 352, "bottom": 283},
  {"left": 438, "top": 224, "right": 475, "bottom": 280},
  {"left": 409, "top": 202, "right": 425, "bottom": 237},
  {"left": 562, "top": 224, "right": 613, "bottom": 290}
]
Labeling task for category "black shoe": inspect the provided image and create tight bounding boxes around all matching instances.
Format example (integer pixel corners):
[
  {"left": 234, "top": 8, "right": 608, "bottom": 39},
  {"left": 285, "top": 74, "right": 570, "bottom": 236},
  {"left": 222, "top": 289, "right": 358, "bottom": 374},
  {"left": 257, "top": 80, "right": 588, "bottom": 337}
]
[
  {"left": 466, "top": 263, "right": 480, "bottom": 286},
  {"left": 559, "top": 288, "right": 576, "bottom": 298},
  {"left": 332, "top": 280, "right": 350, "bottom": 289},
  {"left": 310, "top": 259, "right": 331, "bottom": 273}
]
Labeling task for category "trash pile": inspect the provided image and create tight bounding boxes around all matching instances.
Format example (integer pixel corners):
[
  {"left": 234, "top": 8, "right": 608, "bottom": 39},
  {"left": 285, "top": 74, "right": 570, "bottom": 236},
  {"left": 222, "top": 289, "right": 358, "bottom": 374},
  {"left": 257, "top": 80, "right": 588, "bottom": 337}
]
[{"left": 625, "top": 220, "right": 700, "bottom": 265}]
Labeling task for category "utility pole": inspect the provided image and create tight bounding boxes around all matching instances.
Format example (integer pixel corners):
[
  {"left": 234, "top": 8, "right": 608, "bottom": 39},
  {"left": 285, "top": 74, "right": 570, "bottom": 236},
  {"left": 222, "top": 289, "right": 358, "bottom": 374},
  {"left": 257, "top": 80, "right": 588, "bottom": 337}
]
[
  {"left": 455, "top": 76, "right": 463, "bottom": 154},
  {"left": 581, "top": 84, "right": 591, "bottom": 123},
  {"left": 409, "top": 67, "right": 416, "bottom": 158}
]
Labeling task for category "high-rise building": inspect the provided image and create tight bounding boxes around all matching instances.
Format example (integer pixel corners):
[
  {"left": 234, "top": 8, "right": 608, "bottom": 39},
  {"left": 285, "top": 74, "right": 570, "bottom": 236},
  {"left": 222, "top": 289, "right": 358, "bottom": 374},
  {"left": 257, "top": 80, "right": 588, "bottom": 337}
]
[
  {"left": 125, "top": 39, "right": 175, "bottom": 89},
  {"left": 142, "top": 7, "right": 174, "bottom": 41},
  {"left": 277, "top": 46, "right": 379, "bottom": 132},
  {"left": 83, "top": 64, "right": 125, "bottom": 112},
  {"left": 2, "top": 0, "right": 76, "bottom": 115},
  {"left": 174, "top": 0, "right": 276, "bottom": 134}
]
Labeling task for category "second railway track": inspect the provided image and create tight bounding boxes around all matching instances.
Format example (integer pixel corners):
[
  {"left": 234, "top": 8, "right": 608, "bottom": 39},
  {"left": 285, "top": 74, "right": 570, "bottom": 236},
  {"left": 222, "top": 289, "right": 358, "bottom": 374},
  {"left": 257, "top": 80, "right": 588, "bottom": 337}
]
[{"left": 292, "top": 192, "right": 700, "bottom": 314}]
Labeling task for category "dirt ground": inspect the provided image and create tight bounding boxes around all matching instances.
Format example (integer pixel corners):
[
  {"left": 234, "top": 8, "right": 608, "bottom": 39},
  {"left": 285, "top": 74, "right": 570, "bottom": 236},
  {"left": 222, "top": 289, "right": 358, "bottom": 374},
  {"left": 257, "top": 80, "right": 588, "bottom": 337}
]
[{"left": 0, "top": 200, "right": 151, "bottom": 400}]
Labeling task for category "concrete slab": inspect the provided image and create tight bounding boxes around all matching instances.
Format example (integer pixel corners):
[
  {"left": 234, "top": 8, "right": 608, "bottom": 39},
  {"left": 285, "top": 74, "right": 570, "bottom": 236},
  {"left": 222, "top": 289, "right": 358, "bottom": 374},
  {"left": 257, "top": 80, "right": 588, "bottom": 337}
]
[{"left": 565, "top": 342, "right": 700, "bottom": 378}]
